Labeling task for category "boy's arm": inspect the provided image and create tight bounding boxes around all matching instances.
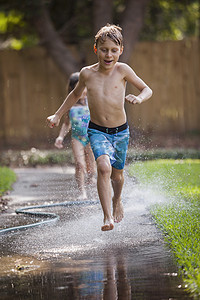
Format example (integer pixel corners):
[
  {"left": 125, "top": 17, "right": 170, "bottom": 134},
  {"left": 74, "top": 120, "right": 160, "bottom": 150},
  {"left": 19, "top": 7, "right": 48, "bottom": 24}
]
[
  {"left": 47, "top": 72, "right": 86, "bottom": 128},
  {"left": 54, "top": 114, "right": 71, "bottom": 149},
  {"left": 123, "top": 64, "right": 153, "bottom": 104}
]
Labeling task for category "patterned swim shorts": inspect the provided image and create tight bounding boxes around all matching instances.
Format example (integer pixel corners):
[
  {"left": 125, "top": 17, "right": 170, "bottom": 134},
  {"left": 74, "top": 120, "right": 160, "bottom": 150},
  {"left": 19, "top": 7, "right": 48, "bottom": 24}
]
[
  {"left": 69, "top": 106, "right": 90, "bottom": 147},
  {"left": 87, "top": 121, "right": 129, "bottom": 170}
]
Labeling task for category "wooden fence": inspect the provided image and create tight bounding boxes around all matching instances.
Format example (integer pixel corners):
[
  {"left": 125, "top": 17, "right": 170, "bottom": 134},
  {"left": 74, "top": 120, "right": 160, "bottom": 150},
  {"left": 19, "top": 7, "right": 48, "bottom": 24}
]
[
  {"left": 127, "top": 38, "right": 200, "bottom": 136},
  {"left": 0, "top": 38, "right": 199, "bottom": 148}
]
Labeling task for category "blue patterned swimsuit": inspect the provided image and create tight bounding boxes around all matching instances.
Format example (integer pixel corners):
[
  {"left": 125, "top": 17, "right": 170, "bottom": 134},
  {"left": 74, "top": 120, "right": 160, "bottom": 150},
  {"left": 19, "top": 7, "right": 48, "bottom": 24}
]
[
  {"left": 87, "top": 121, "right": 129, "bottom": 170},
  {"left": 69, "top": 106, "right": 90, "bottom": 147}
]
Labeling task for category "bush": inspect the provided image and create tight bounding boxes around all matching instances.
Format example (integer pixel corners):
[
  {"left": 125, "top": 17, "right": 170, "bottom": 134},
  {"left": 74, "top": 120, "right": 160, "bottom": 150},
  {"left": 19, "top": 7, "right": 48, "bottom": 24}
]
[
  {"left": 126, "top": 148, "right": 200, "bottom": 163},
  {"left": 0, "top": 148, "right": 74, "bottom": 167}
]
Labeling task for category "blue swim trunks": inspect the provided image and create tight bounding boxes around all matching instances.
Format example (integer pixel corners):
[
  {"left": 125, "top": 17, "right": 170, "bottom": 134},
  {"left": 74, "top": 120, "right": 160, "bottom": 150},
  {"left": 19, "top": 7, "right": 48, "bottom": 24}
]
[{"left": 87, "top": 121, "right": 129, "bottom": 170}]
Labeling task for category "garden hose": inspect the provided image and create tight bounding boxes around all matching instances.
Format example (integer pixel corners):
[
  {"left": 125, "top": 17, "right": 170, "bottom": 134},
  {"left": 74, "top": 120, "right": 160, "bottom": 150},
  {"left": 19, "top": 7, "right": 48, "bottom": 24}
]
[{"left": 0, "top": 199, "right": 99, "bottom": 235}]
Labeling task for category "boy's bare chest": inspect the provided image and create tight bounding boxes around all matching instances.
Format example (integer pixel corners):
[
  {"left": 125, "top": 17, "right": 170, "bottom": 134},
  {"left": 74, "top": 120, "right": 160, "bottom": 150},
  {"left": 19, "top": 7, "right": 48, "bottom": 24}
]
[{"left": 87, "top": 74, "right": 124, "bottom": 97}]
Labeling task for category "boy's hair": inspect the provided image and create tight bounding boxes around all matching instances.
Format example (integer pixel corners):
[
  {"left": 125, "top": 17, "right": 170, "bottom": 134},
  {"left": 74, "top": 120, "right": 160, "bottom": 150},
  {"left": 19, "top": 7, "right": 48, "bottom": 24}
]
[
  {"left": 94, "top": 24, "right": 123, "bottom": 48},
  {"left": 68, "top": 72, "right": 79, "bottom": 93}
]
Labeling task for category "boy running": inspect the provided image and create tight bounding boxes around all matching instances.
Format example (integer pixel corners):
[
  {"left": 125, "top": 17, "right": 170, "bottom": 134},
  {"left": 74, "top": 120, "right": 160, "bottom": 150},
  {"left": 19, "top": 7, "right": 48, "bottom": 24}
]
[{"left": 47, "top": 24, "right": 152, "bottom": 231}]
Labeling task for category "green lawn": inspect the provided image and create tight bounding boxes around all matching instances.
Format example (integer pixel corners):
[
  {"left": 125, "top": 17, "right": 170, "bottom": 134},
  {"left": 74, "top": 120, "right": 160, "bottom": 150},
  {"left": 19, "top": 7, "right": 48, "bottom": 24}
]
[
  {"left": 0, "top": 166, "right": 17, "bottom": 197},
  {"left": 129, "top": 159, "right": 200, "bottom": 298}
]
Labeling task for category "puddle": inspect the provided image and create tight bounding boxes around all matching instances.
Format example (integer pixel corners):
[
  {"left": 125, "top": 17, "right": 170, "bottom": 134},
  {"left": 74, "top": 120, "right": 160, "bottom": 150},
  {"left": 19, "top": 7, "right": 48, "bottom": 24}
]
[{"left": 0, "top": 244, "right": 190, "bottom": 299}]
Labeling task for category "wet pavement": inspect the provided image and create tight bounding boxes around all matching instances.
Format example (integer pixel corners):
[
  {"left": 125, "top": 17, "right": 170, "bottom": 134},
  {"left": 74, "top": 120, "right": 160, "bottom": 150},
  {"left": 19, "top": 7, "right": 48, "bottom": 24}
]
[{"left": 0, "top": 166, "right": 192, "bottom": 299}]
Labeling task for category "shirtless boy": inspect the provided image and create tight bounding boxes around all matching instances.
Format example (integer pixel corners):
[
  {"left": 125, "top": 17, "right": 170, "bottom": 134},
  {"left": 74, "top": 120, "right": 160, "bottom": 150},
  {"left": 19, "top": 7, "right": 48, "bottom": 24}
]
[{"left": 47, "top": 24, "right": 152, "bottom": 231}]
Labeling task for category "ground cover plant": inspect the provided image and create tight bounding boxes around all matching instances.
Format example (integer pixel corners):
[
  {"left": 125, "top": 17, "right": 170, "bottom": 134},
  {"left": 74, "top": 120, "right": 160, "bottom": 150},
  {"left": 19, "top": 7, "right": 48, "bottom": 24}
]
[
  {"left": 1, "top": 148, "right": 200, "bottom": 167},
  {"left": 0, "top": 166, "right": 16, "bottom": 197},
  {"left": 129, "top": 159, "right": 200, "bottom": 298}
]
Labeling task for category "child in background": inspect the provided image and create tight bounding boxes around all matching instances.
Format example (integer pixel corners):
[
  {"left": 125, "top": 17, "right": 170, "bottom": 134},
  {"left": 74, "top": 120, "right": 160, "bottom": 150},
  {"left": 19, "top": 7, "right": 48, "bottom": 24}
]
[{"left": 54, "top": 72, "right": 96, "bottom": 200}]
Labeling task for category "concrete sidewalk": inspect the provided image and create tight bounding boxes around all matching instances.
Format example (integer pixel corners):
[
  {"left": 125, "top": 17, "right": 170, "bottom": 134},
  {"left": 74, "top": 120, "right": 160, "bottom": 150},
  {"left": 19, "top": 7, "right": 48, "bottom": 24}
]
[
  {"left": 8, "top": 166, "right": 78, "bottom": 207},
  {"left": 1, "top": 165, "right": 95, "bottom": 231},
  {"left": 1, "top": 165, "right": 164, "bottom": 241}
]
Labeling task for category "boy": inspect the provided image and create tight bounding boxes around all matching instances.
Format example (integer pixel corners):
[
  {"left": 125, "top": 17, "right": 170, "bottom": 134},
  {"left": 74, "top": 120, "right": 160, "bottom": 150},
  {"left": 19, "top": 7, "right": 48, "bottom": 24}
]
[{"left": 47, "top": 24, "right": 152, "bottom": 231}]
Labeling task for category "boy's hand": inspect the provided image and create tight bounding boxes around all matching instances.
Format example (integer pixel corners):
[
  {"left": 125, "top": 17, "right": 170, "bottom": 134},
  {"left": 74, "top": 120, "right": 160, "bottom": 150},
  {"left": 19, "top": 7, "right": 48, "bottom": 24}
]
[
  {"left": 54, "top": 137, "right": 64, "bottom": 149},
  {"left": 125, "top": 94, "right": 142, "bottom": 105},
  {"left": 46, "top": 114, "right": 60, "bottom": 128}
]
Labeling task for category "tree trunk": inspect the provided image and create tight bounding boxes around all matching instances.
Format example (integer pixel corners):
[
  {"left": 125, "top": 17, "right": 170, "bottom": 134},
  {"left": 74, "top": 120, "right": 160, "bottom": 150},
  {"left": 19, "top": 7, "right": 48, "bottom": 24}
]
[
  {"left": 32, "top": 3, "right": 79, "bottom": 76},
  {"left": 120, "top": 0, "right": 151, "bottom": 62},
  {"left": 93, "top": 0, "right": 113, "bottom": 34}
]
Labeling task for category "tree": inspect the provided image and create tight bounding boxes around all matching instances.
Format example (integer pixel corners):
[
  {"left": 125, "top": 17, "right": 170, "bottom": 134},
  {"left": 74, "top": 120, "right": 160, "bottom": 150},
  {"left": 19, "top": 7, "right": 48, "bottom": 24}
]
[
  {"left": 141, "top": 0, "right": 200, "bottom": 41},
  {"left": 0, "top": 0, "right": 151, "bottom": 76},
  {"left": 29, "top": 0, "right": 151, "bottom": 75},
  {"left": 0, "top": 0, "right": 198, "bottom": 76}
]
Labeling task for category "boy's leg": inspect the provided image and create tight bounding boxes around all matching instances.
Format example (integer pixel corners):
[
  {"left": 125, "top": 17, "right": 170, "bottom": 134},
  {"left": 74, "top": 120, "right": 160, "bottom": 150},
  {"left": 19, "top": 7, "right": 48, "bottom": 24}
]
[
  {"left": 84, "top": 144, "right": 96, "bottom": 184},
  {"left": 71, "top": 138, "right": 87, "bottom": 200},
  {"left": 96, "top": 154, "right": 114, "bottom": 231},
  {"left": 111, "top": 167, "right": 124, "bottom": 223}
]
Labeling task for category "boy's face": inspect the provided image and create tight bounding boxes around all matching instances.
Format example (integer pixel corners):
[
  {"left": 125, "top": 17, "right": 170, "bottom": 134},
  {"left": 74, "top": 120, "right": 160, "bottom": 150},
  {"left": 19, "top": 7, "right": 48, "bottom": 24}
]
[{"left": 96, "top": 38, "right": 123, "bottom": 70}]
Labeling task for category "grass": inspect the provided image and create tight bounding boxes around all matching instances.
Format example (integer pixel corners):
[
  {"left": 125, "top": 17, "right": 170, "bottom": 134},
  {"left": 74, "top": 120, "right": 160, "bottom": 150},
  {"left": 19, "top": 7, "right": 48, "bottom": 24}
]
[
  {"left": 129, "top": 159, "right": 200, "bottom": 298},
  {"left": 0, "top": 166, "right": 17, "bottom": 197}
]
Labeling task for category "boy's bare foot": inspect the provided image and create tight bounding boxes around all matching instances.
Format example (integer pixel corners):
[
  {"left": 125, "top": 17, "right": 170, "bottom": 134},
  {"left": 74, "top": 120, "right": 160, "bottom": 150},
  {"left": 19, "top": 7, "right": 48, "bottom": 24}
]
[
  {"left": 101, "top": 218, "right": 114, "bottom": 231},
  {"left": 112, "top": 197, "right": 124, "bottom": 223},
  {"left": 77, "top": 191, "right": 87, "bottom": 200}
]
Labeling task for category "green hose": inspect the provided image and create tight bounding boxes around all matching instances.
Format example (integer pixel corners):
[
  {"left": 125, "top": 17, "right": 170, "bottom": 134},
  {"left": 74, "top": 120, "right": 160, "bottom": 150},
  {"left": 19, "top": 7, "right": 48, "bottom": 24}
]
[{"left": 0, "top": 200, "right": 99, "bottom": 235}]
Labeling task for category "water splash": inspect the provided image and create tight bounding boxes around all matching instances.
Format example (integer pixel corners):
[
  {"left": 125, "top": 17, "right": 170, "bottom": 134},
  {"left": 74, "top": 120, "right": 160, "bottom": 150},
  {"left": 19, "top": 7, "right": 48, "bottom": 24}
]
[{"left": 5, "top": 172, "right": 169, "bottom": 260}]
